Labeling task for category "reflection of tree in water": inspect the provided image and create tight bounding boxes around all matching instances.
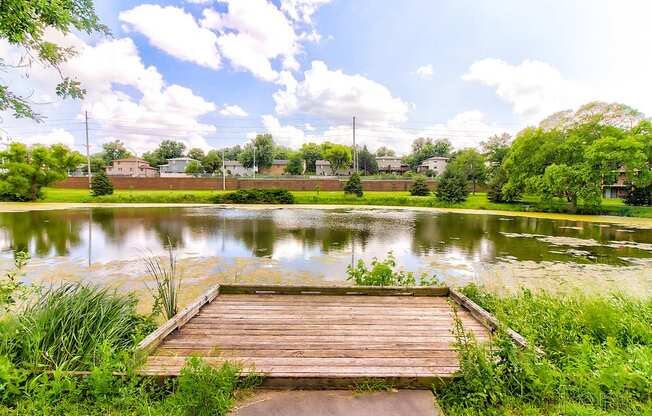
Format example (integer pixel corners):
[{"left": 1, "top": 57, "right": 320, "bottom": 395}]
[
  {"left": 412, "top": 213, "right": 490, "bottom": 258},
  {"left": 0, "top": 210, "right": 85, "bottom": 256}
]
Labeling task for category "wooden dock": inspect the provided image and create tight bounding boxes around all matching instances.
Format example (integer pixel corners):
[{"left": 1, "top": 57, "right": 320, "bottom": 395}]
[{"left": 138, "top": 285, "right": 507, "bottom": 388}]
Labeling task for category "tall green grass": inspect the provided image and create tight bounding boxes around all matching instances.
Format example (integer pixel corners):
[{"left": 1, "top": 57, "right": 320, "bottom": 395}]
[
  {"left": 437, "top": 285, "right": 652, "bottom": 415},
  {"left": 7, "top": 283, "right": 152, "bottom": 371},
  {"left": 143, "top": 245, "right": 182, "bottom": 320}
]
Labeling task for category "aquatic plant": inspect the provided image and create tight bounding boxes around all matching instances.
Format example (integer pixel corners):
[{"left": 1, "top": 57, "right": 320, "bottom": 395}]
[
  {"left": 0, "top": 251, "right": 31, "bottom": 312},
  {"left": 346, "top": 251, "right": 440, "bottom": 286},
  {"left": 14, "top": 282, "right": 151, "bottom": 371},
  {"left": 144, "top": 244, "right": 182, "bottom": 320}
]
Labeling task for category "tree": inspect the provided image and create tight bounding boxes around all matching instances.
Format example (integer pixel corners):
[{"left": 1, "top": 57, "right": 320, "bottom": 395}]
[
  {"left": 404, "top": 138, "right": 451, "bottom": 171},
  {"left": 300, "top": 143, "right": 323, "bottom": 172},
  {"left": 285, "top": 152, "right": 304, "bottom": 175},
  {"left": 239, "top": 134, "right": 274, "bottom": 169},
  {"left": 101, "top": 140, "right": 131, "bottom": 164},
  {"left": 322, "top": 143, "right": 352, "bottom": 175},
  {"left": 344, "top": 172, "right": 363, "bottom": 197},
  {"left": 223, "top": 145, "right": 242, "bottom": 160},
  {"left": 184, "top": 160, "right": 204, "bottom": 177},
  {"left": 375, "top": 146, "right": 396, "bottom": 157},
  {"left": 409, "top": 176, "right": 430, "bottom": 196},
  {"left": 357, "top": 145, "right": 378, "bottom": 175},
  {"left": 273, "top": 146, "right": 292, "bottom": 160},
  {"left": 481, "top": 133, "right": 511, "bottom": 178},
  {"left": 0, "top": 0, "right": 107, "bottom": 121},
  {"left": 202, "top": 150, "right": 222, "bottom": 174},
  {"left": 435, "top": 168, "right": 469, "bottom": 203},
  {"left": 91, "top": 170, "right": 113, "bottom": 196},
  {"left": 0, "top": 143, "right": 84, "bottom": 201},
  {"left": 447, "top": 149, "right": 486, "bottom": 194},
  {"left": 624, "top": 184, "right": 652, "bottom": 206},
  {"left": 187, "top": 148, "right": 206, "bottom": 162},
  {"left": 143, "top": 140, "right": 186, "bottom": 167},
  {"left": 487, "top": 167, "right": 509, "bottom": 203}
]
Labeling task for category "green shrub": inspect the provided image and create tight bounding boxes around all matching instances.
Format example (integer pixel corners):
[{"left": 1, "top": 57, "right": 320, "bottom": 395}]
[
  {"left": 624, "top": 184, "right": 652, "bottom": 206},
  {"left": 215, "top": 188, "right": 295, "bottom": 204},
  {"left": 346, "top": 252, "right": 439, "bottom": 286},
  {"left": 435, "top": 169, "right": 469, "bottom": 203},
  {"left": 14, "top": 283, "right": 153, "bottom": 370},
  {"left": 90, "top": 171, "right": 114, "bottom": 196},
  {"left": 143, "top": 243, "right": 182, "bottom": 320},
  {"left": 409, "top": 176, "right": 430, "bottom": 196},
  {"left": 343, "top": 172, "right": 363, "bottom": 197}
]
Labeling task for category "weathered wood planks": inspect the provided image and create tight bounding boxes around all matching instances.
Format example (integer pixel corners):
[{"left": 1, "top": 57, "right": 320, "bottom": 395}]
[{"left": 140, "top": 284, "right": 494, "bottom": 387}]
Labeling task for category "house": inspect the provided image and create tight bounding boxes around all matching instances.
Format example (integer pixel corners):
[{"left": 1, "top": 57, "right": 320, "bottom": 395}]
[
  {"left": 315, "top": 160, "right": 353, "bottom": 176},
  {"left": 159, "top": 157, "right": 200, "bottom": 177},
  {"left": 223, "top": 160, "right": 253, "bottom": 176},
  {"left": 602, "top": 167, "right": 629, "bottom": 199},
  {"left": 106, "top": 157, "right": 158, "bottom": 177},
  {"left": 260, "top": 160, "right": 288, "bottom": 176},
  {"left": 418, "top": 156, "right": 449, "bottom": 176},
  {"left": 376, "top": 156, "right": 408, "bottom": 174}
]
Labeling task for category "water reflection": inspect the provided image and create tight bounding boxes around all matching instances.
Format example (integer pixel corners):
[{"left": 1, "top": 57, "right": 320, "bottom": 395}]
[{"left": 0, "top": 207, "right": 651, "bottom": 295}]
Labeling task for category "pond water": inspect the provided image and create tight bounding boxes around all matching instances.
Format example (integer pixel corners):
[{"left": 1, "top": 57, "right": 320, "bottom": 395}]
[{"left": 1, "top": 206, "right": 652, "bottom": 306}]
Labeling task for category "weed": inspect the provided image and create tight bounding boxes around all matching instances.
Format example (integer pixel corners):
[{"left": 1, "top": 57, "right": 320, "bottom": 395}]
[{"left": 144, "top": 241, "right": 182, "bottom": 320}]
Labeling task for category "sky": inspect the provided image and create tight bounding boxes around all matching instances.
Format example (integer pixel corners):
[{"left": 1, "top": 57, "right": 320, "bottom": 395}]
[{"left": 1, "top": 0, "right": 651, "bottom": 156}]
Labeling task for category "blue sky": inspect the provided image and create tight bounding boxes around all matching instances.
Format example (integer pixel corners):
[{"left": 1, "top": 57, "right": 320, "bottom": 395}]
[{"left": 1, "top": 0, "right": 650, "bottom": 155}]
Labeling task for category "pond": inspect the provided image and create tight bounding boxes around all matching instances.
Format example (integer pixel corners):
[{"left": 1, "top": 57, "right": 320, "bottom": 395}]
[{"left": 1, "top": 206, "right": 652, "bottom": 307}]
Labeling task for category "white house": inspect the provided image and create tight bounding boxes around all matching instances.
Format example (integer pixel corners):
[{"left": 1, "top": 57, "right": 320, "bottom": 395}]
[
  {"left": 418, "top": 156, "right": 449, "bottom": 176},
  {"left": 159, "top": 157, "right": 200, "bottom": 177},
  {"left": 376, "top": 156, "right": 408, "bottom": 174},
  {"left": 223, "top": 160, "right": 253, "bottom": 176},
  {"left": 315, "top": 160, "right": 353, "bottom": 176}
]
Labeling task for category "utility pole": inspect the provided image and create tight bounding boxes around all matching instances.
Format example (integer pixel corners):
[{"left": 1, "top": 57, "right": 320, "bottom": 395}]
[
  {"left": 222, "top": 147, "right": 226, "bottom": 190},
  {"left": 85, "top": 111, "right": 91, "bottom": 189},
  {"left": 253, "top": 145, "right": 257, "bottom": 179},
  {"left": 352, "top": 116, "right": 357, "bottom": 173}
]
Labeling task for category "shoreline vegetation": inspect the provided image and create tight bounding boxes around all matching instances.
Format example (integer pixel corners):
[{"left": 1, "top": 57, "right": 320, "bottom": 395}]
[{"left": 29, "top": 187, "right": 652, "bottom": 220}]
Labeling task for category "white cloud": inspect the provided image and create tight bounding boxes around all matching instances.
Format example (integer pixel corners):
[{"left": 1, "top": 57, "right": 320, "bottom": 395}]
[
  {"left": 280, "top": 0, "right": 332, "bottom": 24},
  {"left": 6, "top": 128, "right": 76, "bottom": 148},
  {"left": 414, "top": 111, "right": 505, "bottom": 150},
  {"left": 204, "top": 0, "right": 300, "bottom": 82},
  {"left": 273, "top": 61, "right": 409, "bottom": 125},
  {"left": 415, "top": 64, "right": 434, "bottom": 79},
  {"left": 120, "top": 4, "right": 221, "bottom": 70},
  {"left": 463, "top": 58, "right": 592, "bottom": 122},
  {"left": 261, "top": 115, "right": 313, "bottom": 148},
  {"left": 220, "top": 104, "right": 248, "bottom": 117}
]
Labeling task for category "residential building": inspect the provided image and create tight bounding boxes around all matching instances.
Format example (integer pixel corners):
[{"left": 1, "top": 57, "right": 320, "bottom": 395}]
[
  {"left": 106, "top": 157, "right": 158, "bottom": 177},
  {"left": 260, "top": 160, "right": 288, "bottom": 176},
  {"left": 602, "top": 167, "right": 629, "bottom": 199},
  {"left": 375, "top": 156, "right": 408, "bottom": 174},
  {"left": 315, "top": 160, "right": 353, "bottom": 176},
  {"left": 418, "top": 156, "right": 449, "bottom": 176},
  {"left": 159, "top": 157, "right": 200, "bottom": 177},
  {"left": 223, "top": 160, "right": 253, "bottom": 176}
]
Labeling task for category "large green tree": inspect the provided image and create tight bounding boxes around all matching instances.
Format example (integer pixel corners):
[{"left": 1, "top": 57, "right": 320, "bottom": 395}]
[
  {"left": 300, "top": 143, "right": 323, "bottom": 172},
  {"left": 481, "top": 133, "right": 511, "bottom": 178},
  {"left": 202, "top": 150, "right": 222, "bottom": 174},
  {"left": 357, "top": 145, "right": 378, "bottom": 175},
  {"left": 285, "top": 152, "right": 304, "bottom": 175},
  {"left": 101, "top": 140, "right": 131, "bottom": 164},
  {"left": 143, "top": 140, "right": 186, "bottom": 167},
  {"left": 322, "top": 143, "right": 352, "bottom": 175},
  {"left": 447, "top": 149, "right": 486, "bottom": 194},
  {"left": 0, "top": 143, "right": 84, "bottom": 200},
  {"left": 403, "top": 138, "right": 452, "bottom": 171},
  {"left": 375, "top": 146, "right": 396, "bottom": 157},
  {"left": 239, "top": 134, "right": 274, "bottom": 169},
  {"left": 0, "top": 0, "right": 107, "bottom": 120},
  {"left": 187, "top": 148, "right": 206, "bottom": 162}
]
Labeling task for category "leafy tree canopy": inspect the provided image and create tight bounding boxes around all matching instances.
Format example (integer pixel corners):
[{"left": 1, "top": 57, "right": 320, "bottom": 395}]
[
  {"left": 357, "top": 145, "right": 378, "bottom": 175},
  {"left": 202, "top": 150, "right": 222, "bottom": 174},
  {"left": 0, "top": 142, "right": 84, "bottom": 201},
  {"left": 285, "top": 152, "right": 304, "bottom": 175},
  {"left": 375, "top": 146, "right": 396, "bottom": 157},
  {"left": 184, "top": 160, "right": 204, "bottom": 177},
  {"left": 322, "top": 142, "right": 352, "bottom": 174},
  {"left": 0, "top": 0, "right": 107, "bottom": 121},
  {"left": 403, "top": 138, "right": 451, "bottom": 171},
  {"left": 143, "top": 140, "right": 186, "bottom": 167},
  {"left": 299, "top": 143, "right": 323, "bottom": 172},
  {"left": 239, "top": 134, "right": 274, "bottom": 169},
  {"left": 447, "top": 149, "right": 486, "bottom": 194},
  {"left": 187, "top": 148, "right": 206, "bottom": 162},
  {"left": 101, "top": 140, "right": 131, "bottom": 164}
]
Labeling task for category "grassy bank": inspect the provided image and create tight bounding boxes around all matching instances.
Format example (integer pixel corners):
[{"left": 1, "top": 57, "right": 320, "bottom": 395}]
[
  {"left": 437, "top": 285, "right": 652, "bottom": 415},
  {"left": 40, "top": 188, "right": 652, "bottom": 218}
]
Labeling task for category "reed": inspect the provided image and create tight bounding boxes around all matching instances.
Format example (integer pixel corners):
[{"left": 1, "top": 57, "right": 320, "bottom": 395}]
[{"left": 143, "top": 243, "right": 182, "bottom": 320}]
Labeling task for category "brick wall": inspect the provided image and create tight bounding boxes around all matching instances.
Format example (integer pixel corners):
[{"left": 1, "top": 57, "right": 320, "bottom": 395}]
[{"left": 56, "top": 177, "right": 484, "bottom": 192}]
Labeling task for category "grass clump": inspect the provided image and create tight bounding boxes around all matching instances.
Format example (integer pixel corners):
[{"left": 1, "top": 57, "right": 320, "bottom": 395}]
[
  {"left": 144, "top": 244, "right": 182, "bottom": 320},
  {"left": 436, "top": 284, "right": 652, "bottom": 415},
  {"left": 214, "top": 188, "right": 295, "bottom": 204}
]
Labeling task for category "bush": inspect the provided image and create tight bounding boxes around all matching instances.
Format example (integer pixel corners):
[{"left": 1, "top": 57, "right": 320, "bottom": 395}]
[
  {"left": 343, "top": 172, "right": 363, "bottom": 197},
  {"left": 215, "top": 188, "right": 295, "bottom": 204},
  {"left": 435, "top": 169, "right": 469, "bottom": 203},
  {"left": 409, "top": 176, "right": 430, "bottom": 196},
  {"left": 90, "top": 171, "right": 114, "bottom": 196},
  {"left": 624, "top": 184, "right": 652, "bottom": 206},
  {"left": 346, "top": 252, "right": 439, "bottom": 286},
  {"left": 487, "top": 169, "right": 508, "bottom": 203}
]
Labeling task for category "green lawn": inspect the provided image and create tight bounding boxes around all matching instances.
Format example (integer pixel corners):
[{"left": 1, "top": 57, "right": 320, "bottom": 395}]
[{"left": 40, "top": 188, "right": 652, "bottom": 218}]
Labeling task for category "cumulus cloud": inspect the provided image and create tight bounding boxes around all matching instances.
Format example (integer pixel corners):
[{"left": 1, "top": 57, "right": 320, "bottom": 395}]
[
  {"left": 280, "top": 0, "right": 332, "bottom": 24},
  {"left": 462, "top": 58, "right": 592, "bottom": 122},
  {"left": 273, "top": 61, "right": 409, "bottom": 125},
  {"left": 219, "top": 104, "right": 248, "bottom": 117},
  {"left": 120, "top": 4, "right": 221, "bottom": 70},
  {"left": 415, "top": 64, "right": 434, "bottom": 79},
  {"left": 7, "top": 128, "right": 76, "bottom": 148}
]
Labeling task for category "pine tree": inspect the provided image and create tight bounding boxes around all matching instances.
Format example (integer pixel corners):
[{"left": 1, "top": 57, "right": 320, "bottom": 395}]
[
  {"left": 91, "top": 170, "right": 114, "bottom": 196},
  {"left": 409, "top": 176, "right": 430, "bottom": 196},
  {"left": 344, "top": 172, "right": 363, "bottom": 197},
  {"left": 435, "top": 169, "right": 468, "bottom": 203}
]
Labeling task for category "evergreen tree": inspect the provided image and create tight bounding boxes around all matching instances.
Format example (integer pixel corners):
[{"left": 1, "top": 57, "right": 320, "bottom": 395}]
[
  {"left": 435, "top": 168, "right": 469, "bottom": 203},
  {"left": 409, "top": 176, "right": 431, "bottom": 196},
  {"left": 344, "top": 172, "right": 363, "bottom": 197},
  {"left": 91, "top": 171, "right": 114, "bottom": 196}
]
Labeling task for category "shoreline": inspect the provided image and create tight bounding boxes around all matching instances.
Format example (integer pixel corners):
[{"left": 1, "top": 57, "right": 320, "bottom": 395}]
[{"left": 2, "top": 201, "right": 652, "bottom": 227}]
